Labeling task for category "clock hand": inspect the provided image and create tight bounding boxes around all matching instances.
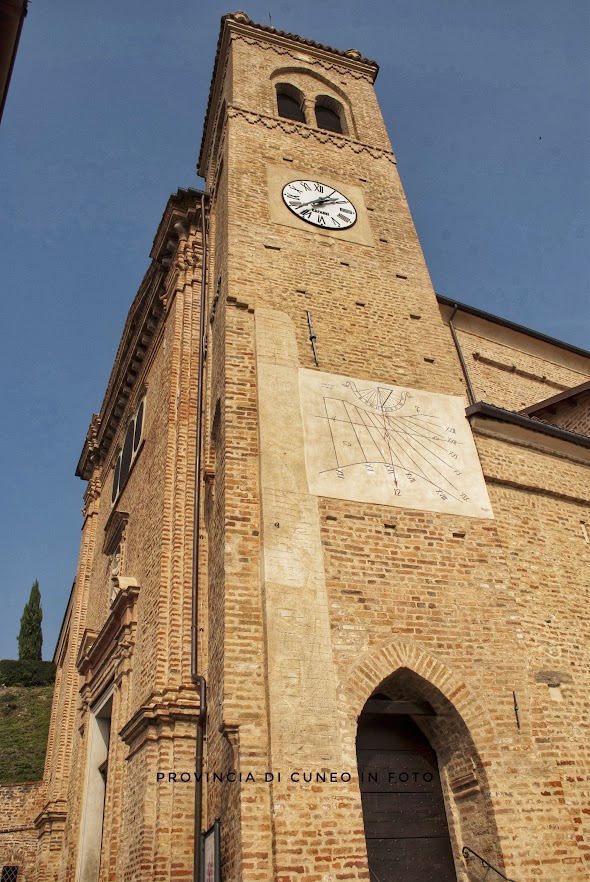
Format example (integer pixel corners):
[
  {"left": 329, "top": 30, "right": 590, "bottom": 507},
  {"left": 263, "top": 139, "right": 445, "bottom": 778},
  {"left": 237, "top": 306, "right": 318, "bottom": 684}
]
[
  {"left": 310, "top": 190, "right": 337, "bottom": 205},
  {"left": 294, "top": 195, "right": 322, "bottom": 208},
  {"left": 292, "top": 191, "right": 348, "bottom": 210},
  {"left": 300, "top": 192, "right": 334, "bottom": 207}
]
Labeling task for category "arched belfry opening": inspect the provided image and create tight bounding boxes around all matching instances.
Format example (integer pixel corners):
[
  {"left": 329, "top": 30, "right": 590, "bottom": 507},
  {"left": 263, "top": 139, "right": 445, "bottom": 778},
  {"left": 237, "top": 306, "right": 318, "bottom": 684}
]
[
  {"left": 275, "top": 82, "right": 306, "bottom": 123},
  {"left": 270, "top": 67, "right": 357, "bottom": 137},
  {"left": 356, "top": 668, "right": 505, "bottom": 882},
  {"left": 315, "top": 94, "right": 345, "bottom": 133}
]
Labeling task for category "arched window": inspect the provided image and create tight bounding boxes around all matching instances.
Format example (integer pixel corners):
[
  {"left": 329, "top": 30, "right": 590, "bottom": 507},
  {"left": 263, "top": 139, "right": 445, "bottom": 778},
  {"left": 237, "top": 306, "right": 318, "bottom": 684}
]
[
  {"left": 276, "top": 84, "right": 306, "bottom": 123},
  {"left": 315, "top": 95, "right": 344, "bottom": 133}
]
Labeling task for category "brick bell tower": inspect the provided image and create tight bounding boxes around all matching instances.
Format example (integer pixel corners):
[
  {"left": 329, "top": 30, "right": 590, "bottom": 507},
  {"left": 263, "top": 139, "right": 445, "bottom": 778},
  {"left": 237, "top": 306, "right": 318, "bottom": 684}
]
[{"left": 197, "top": 11, "right": 500, "bottom": 882}]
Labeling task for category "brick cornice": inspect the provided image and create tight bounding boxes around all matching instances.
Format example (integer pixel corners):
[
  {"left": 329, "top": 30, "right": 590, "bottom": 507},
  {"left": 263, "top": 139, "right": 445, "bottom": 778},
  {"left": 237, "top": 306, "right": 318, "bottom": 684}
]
[
  {"left": 227, "top": 104, "right": 396, "bottom": 162},
  {"left": 76, "top": 189, "right": 207, "bottom": 481},
  {"left": 102, "top": 509, "right": 129, "bottom": 554},
  {"left": 34, "top": 801, "right": 67, "bottom": 834},
  {"left": 76, "top": 268, "right": 163, "bottom": 480},
  {"left": 230, "top": 28, "right": 377, "bottom": 81},
  {"left": 76, "top": 579, "right": 140, "bottom": 681},
  {"left": 119, "top": 694, "right": 201, "bottom": 757}
]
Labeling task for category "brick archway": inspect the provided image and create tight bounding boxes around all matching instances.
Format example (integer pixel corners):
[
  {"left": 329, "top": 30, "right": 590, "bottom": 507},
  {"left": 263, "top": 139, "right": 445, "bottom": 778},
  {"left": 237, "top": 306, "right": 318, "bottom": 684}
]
[
  {"left": 344, "top": 638, "right": 495, "bottom": 744},
  {"left": 340, "top": 638, "right": 507, "bottom": 882}
]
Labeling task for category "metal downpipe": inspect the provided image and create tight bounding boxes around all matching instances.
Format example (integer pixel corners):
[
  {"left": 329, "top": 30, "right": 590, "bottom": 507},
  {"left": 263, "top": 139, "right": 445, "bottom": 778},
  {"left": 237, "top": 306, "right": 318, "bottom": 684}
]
[
  {"left": 449, "top": 303, "right": 476, "bottom": 405},
  {"left": 192, "top": 191, "right": 209, "bottom": 882}
]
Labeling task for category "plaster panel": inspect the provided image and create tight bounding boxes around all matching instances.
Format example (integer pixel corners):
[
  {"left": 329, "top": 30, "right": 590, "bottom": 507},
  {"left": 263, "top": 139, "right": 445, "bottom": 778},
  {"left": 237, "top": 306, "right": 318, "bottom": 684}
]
[
  {"left": 299, "top": 368, "right": 493, "bottom": 518},
  {"left": 255, "top": 308, "right": 341, "bottom": 768}
]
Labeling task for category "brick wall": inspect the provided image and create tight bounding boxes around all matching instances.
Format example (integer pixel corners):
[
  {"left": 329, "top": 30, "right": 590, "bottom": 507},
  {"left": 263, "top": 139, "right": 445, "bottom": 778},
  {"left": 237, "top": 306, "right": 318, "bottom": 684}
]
[{"left": 0, "top": 782, "right": 43, "bottom": 882}]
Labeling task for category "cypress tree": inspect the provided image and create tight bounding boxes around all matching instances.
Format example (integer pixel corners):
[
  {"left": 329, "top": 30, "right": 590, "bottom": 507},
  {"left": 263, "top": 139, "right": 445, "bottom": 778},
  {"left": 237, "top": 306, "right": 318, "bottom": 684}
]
[{"left": 17, "top": 580, "right": 43, "bottom": 661}]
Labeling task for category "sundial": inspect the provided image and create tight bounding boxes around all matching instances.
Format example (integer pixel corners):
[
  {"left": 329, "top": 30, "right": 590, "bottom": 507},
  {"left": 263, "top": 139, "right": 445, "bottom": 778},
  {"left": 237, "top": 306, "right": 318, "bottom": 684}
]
[{"left": 299, "top": 369, "right": 493, "bottom": 519}]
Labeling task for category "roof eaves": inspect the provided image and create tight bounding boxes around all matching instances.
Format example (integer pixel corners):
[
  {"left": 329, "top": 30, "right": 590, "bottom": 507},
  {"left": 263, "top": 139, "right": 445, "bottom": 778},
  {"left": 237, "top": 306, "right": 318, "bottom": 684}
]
[
  {"left": 519, "top": 380, "right": 590, "bottom": 416},
  {"left": 437, "top": 294, "right": 590, "bottom": 360},
  {"left": 466, "top": 400, "right": 590, "bottom": 449}
]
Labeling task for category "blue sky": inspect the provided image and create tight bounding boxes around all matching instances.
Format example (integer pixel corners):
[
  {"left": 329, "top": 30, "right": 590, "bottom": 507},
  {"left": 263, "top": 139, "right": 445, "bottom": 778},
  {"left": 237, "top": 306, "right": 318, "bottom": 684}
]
[{"left": 0, "top": 0, "right": 588, "bottom": 659}]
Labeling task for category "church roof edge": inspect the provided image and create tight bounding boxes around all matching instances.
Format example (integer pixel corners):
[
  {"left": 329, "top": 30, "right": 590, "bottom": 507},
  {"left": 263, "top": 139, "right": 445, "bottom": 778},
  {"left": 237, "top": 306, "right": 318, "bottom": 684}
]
[
  {"left": 76, "top": 188, "right": 207, "bottom": 482},
  {"left": 437, "top": 293, "right": 590, "bottom": 361}
]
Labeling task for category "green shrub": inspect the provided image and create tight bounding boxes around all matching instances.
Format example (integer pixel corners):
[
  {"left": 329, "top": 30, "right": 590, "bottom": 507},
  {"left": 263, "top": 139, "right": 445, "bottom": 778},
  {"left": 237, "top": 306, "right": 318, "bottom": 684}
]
[
  {"left": 0, "top": 686, "right": 53, "bottom": 782},
  {"left": 0, "top": 659, "right": 56, "bottom": 687}
]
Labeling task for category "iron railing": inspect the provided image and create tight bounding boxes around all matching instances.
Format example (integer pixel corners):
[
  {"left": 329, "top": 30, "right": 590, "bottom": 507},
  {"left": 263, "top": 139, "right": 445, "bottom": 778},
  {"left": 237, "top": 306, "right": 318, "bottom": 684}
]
[{"left": 462, "top": 846, "right": 518, "bottom": 882}]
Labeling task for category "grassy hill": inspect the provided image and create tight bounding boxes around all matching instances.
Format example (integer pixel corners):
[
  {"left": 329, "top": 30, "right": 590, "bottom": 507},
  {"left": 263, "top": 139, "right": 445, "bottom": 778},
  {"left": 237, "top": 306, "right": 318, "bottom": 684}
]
[{"left": 0, "top": 685, "right": 53, "bottom": 784}]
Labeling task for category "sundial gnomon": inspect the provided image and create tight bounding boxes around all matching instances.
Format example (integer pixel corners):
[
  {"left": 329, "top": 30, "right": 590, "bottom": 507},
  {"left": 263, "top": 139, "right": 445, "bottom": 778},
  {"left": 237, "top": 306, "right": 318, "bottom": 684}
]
[{"left": 299, "top": 370, "right": 493, "bottom": 518}]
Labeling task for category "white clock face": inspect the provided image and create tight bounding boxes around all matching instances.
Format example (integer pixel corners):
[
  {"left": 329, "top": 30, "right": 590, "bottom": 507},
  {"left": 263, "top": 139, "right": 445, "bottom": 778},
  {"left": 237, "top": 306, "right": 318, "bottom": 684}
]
[{"left": 282, "top": 180, "right": 357, "bottom": 230}]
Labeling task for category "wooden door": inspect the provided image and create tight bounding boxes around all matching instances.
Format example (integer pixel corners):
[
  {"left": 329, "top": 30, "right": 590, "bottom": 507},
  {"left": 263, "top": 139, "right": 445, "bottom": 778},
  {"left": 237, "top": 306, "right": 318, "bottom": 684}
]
[{"left": 357, "top": 711, "right": 457, "bottom": 882}]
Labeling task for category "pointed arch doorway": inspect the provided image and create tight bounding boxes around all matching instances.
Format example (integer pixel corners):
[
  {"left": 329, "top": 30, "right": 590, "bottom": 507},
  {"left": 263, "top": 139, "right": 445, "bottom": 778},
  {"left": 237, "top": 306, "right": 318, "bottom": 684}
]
[{"left": 356, "top": 696, "right": 457, "bottom": 882}]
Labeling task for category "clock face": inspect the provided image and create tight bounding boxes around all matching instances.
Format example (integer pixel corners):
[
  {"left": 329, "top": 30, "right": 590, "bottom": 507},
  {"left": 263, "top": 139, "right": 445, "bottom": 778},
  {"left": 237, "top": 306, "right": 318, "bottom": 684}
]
[{"left": 282, "top": 180, "right": 357, "bottom": 230}]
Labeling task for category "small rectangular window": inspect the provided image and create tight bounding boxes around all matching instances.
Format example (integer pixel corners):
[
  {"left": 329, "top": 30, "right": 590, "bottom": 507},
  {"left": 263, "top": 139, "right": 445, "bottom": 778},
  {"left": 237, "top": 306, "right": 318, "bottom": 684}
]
[{"left": 1, "top": 867, "right": 19, "bottom": 882}]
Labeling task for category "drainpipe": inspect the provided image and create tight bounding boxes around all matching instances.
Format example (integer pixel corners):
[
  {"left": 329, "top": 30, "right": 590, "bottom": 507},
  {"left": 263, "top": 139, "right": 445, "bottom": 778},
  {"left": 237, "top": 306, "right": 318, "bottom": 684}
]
[
  {"left": 448, "top": 304, "right": 476, "bottom": 405},
  {"left": 192, "top": 191, "right": 209, "bottom": 882}
]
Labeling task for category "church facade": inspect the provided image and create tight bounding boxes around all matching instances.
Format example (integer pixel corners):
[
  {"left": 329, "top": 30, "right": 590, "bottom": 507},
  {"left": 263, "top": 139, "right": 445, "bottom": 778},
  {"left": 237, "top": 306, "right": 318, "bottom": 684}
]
[{"left": 4, "top": 11, "right": 589, "bottom": 882}]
